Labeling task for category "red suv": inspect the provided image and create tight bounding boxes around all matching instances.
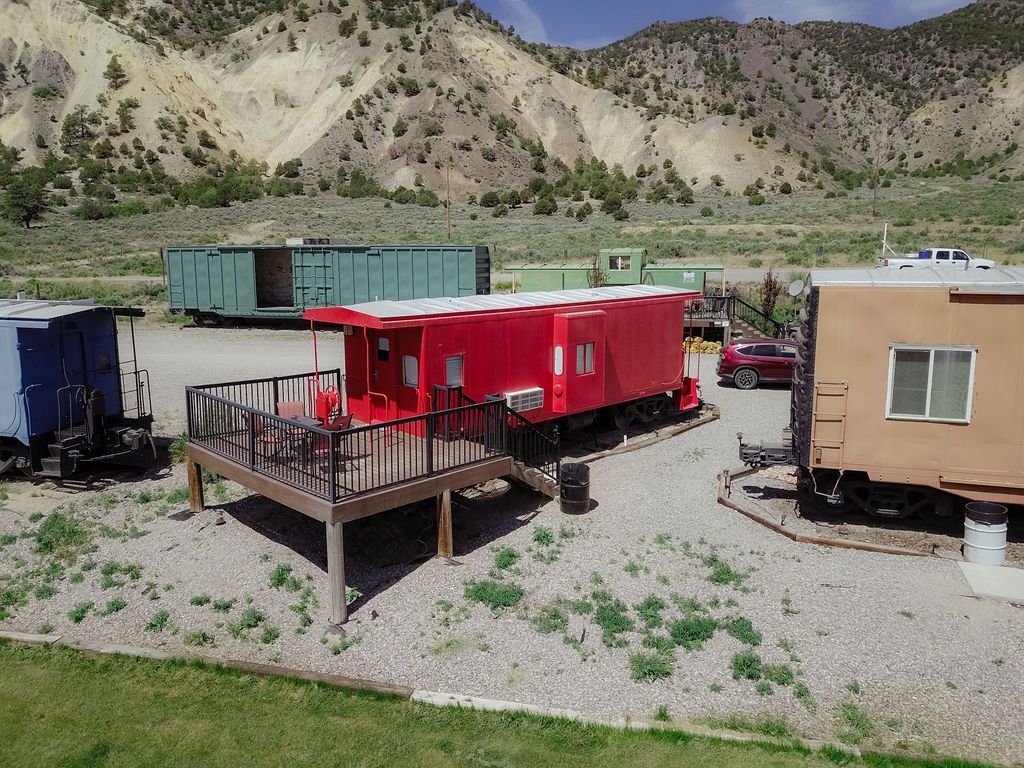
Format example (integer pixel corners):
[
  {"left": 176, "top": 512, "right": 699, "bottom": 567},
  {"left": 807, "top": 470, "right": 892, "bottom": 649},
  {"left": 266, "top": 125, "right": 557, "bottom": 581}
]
[{"left": 717, "top": 339, "right": 797, "bottom": 390}]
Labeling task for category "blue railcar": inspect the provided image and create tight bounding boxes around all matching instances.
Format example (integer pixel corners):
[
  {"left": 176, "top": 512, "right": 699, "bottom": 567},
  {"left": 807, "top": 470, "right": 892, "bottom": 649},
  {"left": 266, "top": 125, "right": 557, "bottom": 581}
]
[{"left": 0, "top": 300, "right": 153, "bottom": 478}]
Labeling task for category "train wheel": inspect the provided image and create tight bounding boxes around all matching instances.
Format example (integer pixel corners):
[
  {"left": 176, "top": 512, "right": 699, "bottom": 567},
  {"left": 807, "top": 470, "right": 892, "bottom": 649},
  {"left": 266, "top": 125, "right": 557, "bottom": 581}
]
[{"left": 917, "top": 493, "right": 957, "bottom": 526}]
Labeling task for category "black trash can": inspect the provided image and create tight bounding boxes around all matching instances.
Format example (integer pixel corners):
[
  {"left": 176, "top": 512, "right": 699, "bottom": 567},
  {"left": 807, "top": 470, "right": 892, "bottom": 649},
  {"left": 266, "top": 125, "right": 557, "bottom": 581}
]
[{"left": 560, "top": 462, "right": 590, "bottom": 515}]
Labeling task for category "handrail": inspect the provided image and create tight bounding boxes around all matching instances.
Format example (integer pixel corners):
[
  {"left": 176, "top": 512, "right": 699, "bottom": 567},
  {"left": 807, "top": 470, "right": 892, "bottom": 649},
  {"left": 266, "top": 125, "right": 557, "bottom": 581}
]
[
  {"left": 728, "top": 295, "right": 785, "bottom": 337},
  {"left": 503, "top": 404, "right": 560, "bottom": 483}
]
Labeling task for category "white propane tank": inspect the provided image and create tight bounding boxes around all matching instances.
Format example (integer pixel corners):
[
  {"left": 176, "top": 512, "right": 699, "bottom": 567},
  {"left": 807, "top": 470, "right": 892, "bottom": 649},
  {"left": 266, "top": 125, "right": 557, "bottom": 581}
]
[{"left": 963, "top": 502, "right": 1008, "bottom": 566}]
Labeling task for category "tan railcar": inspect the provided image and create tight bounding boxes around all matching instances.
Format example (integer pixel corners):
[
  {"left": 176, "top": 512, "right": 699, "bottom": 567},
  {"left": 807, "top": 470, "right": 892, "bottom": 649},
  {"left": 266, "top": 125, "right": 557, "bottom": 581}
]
[{"left": 789, "top": 267, "right": 1024, "bottom": 519}]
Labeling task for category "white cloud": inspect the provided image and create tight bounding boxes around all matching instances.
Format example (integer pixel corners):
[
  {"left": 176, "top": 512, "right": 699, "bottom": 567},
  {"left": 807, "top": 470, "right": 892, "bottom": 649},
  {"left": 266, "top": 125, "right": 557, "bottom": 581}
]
[
  {"left": 496, "top": 0, "right": 549, "bottom": 43},
  {"left": 732, "top": 0, "right": 868, "bottom": 24}
]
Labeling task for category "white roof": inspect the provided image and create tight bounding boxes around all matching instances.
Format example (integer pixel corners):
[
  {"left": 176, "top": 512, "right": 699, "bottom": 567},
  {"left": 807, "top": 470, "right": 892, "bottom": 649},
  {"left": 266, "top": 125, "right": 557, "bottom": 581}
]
[
  {"left": 0, "top": 299, "right": 103, "bottom": 324},
  {"left": 341, "top": 284, "right": 691, "bottom": 319},
  {"left": 810, "top": 266, "right": 1024, "bottom": 289}
]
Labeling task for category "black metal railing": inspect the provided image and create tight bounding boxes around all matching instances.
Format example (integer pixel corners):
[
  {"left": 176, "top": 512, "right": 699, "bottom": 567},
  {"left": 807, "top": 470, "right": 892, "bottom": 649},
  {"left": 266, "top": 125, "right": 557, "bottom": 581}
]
[
  {"left": 186, "top": 372, "right": 513, "bottom": 503},
  {"left": 504, "top": 405, "right": 560, "bottom": 483},
  {"left": 192, "top": 369, "right": 342, "bottom": 416},
  {"left": 689, "top": 295, "right": 785, "bottom": 338}
]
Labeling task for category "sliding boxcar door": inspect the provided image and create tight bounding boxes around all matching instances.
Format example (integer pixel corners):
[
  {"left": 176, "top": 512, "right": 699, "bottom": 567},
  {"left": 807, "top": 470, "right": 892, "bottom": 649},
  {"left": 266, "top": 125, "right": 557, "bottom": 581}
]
[{"left": 292, "top": 248, "right": 335, "bottom": 309}]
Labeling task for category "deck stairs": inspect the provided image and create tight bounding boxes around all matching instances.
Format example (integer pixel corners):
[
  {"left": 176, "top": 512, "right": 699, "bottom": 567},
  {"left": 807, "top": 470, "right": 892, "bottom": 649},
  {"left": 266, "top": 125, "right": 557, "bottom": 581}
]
[{"left": 508, "top": 460, "right": 559, "bottom": 498}]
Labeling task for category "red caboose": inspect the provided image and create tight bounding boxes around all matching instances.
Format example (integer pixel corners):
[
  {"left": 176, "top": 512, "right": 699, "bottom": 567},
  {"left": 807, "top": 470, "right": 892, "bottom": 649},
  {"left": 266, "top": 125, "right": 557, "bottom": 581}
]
[{"left": 305, "top": 285, "right": 702, "bottom": 430}]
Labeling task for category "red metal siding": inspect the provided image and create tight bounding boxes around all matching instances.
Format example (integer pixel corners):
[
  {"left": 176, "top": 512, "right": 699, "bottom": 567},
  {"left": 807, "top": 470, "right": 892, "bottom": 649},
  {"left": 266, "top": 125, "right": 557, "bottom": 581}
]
[{"left": 320, "top": 291, "right": 699, "bottom": 425}]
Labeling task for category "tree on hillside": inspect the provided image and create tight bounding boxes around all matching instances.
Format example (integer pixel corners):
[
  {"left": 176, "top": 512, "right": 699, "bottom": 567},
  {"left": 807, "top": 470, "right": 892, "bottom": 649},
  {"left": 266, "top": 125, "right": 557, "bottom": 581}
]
[
  {"left": 287, "top": 32, "right": 298, "bottom": 52},
  {"left": 2, "top": 168, "right": 50, "bottom": 228},
  {"left": 104, "top": 55, "right": 127, "bottom": 90}
]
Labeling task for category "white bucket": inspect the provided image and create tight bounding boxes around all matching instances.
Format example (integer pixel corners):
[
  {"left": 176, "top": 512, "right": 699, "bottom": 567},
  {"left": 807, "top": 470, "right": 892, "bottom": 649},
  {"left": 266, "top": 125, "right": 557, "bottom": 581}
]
[{"left": 964, "top": 502, "right": 1008, "bottom": 566}]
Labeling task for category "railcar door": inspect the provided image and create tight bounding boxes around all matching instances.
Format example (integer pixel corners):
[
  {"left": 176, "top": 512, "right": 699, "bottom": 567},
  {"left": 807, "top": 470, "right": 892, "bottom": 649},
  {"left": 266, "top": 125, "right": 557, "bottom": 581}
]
[{"left": 552, "top": 311, "right": 606, "bottom": 414}]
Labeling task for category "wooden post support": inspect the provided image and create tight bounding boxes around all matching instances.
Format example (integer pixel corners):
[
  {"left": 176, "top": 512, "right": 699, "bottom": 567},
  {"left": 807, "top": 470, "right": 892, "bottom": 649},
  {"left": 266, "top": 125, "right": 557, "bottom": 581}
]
[
  {"left": 186, "top": 457, "right": 205, "bottom": 513},
  {"left": 326, "top": 521, "right": 348, "bottom": 625},
  {"left": 436, "top": 489, "right": 453, "bottom": 559}
]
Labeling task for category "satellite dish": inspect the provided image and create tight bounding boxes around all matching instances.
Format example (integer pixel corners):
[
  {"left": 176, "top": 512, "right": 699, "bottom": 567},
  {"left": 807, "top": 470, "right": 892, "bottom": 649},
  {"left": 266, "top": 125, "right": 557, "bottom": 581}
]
[{"left": 788, "top": 279, "right": 805, "bottom": 297}]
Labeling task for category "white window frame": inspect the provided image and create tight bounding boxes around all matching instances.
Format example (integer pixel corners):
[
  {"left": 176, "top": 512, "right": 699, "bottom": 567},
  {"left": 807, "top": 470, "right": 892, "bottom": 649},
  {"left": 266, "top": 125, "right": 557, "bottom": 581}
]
[
  {"left": 884, "top": 344, "right": 977, "bottom": 424},
  {"left": 402, "top": 355, "right": 418, "bottom": 387}
]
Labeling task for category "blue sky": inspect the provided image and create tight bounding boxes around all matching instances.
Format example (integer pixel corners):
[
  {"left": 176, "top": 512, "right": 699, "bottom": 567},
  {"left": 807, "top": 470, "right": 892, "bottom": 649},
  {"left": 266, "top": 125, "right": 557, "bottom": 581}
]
[{"left": 474, "top": 0, "right": 974, "bottom": 49}]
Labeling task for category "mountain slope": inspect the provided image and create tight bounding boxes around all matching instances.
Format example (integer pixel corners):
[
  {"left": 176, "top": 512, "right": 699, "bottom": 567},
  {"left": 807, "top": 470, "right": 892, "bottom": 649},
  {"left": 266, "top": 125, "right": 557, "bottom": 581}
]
[{"left": 1, "top": 0, "right": 1022, "bottom": 201}]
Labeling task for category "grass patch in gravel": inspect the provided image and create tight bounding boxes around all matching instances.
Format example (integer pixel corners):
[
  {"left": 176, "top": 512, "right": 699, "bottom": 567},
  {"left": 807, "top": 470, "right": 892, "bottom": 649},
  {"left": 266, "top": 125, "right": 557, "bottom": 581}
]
[
  {"left": 97, "top": 598, "right": 127, "bottom": 616},
  {"left": 795, "top": 682, "right": 817, "bottom": 712},
  {"left": 33, "top": 584, "right": 57, "bottom": 600},
  {"left": 629, "top": 652, "right": 674, "bottom": 683},
  {"left": 99, "top": 561, "right": 142, "bottom": 589},
  {"left": 836, "top": 702, "right": 876, "bottom": 745},
  {"left": 723, "top": 617, "right": 762, "bottom": 646},
  {"left": 669, "top": 616, "right": 717, "bottom": 652},
  {"left": 532, "top": 604, "right": 569, "bottom": 634},
  {"left": 146, "top": 610, "right": 170, "bottom": 633},
  {"left": 592, "top": 593, "right": 635, "bottom": 648},
  {"left": 634, "top": 595, "right": 666, "bottom": 629},
  {"left": 290, "top": 587, "right": 319, "bottom": 630},
  {"left": 464, "top": 580, "right": 524, "bottom": 612},
  {"left": 763, "top": 664, "right": 795, "bottom": 686},
  {"left": 68, "top": 602, "right": 93, "bottom": 624},
  {"left": 185, "top": 630, "right": 215, "bottom": 648},
  {"left": 0, "top": 641, "right": 1002, "bottom": 768},
  {"left": 34, "top": 511, "right": 90, "bottom": 556},
  {"left": 268, "top": 564, "right": 302, "bottom": 592},
  {"left": 494, "top": 547, "right": 520, "bottom": 570},
  {"left": 212, "top": 598, "right": 236, "bottom": 613},
  {"left": 190, "top": 594, "right": 211, "bottom": 606},
  {"left": 731, "top": 652, "right": 762, "bottom": 680},
  {"left": 702, "top": 553, "right": 748, "bottom": 587}
]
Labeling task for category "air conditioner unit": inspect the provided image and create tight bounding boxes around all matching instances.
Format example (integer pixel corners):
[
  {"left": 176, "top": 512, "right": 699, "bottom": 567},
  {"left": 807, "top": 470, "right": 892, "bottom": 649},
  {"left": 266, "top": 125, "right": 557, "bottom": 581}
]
[{"left": 505, "top": 387, "right": 544, "bottom": 412}]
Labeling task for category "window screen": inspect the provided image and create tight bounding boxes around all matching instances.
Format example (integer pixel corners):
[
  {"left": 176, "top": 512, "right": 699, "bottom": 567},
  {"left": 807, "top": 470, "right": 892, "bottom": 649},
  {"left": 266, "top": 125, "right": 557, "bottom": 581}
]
[
  {"left": 888, "top": 346, "right": 974, "bottom": 422},
  {"left": 402, "top": 355, "right": 418, "bottom": 387},
  {"left": 445, "top": 355, "right": 464, "bottom": 387},
  {"left": 576, "top": 342, "right": 595, "bottom": 374}
]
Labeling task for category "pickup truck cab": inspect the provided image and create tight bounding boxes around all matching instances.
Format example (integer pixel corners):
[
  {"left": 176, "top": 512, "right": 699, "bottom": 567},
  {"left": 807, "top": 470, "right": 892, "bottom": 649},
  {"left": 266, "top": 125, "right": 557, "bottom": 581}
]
[{"left": 878, "top": 247, "right": 995, "bottom": 269}]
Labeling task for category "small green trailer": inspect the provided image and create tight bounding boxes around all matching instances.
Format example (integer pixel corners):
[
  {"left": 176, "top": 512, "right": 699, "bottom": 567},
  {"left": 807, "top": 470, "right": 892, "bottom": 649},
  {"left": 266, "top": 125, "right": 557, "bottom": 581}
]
[
  {"left": 165, "top": 243, "right": 490, "bottom": 323},
  {"left": 508, "top": 249, "right": 723, "bottom": 294}
]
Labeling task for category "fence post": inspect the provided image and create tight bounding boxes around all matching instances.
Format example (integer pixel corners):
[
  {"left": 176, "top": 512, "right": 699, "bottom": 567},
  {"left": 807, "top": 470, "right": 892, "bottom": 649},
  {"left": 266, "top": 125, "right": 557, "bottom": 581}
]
[
  {"left": 272, "top": 379, "right": 279, "bottom": 411},
  {"left": 426, "top": 413, "right": 434, "bottom": 475},
  {"left": 328, "top": 431, "right": 338, "bottom": 502},
  {"left": 247, "top": 410, "right": 256, "bottom": 470}
]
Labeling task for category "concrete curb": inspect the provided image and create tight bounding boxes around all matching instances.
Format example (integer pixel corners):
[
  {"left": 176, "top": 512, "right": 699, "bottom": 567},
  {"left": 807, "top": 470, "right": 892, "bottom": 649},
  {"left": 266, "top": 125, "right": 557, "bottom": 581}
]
[
  {"left": 6, "top": 629, "right": 965, "bottom": 764},
  {"left": 718, "top": 467, "right": 929, "bottom": 558}
]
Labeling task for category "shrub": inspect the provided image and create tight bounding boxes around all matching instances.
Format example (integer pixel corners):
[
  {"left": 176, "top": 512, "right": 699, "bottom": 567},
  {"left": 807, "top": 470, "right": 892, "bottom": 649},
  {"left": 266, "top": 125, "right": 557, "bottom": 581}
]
[
  {"left": 779, "top": 181, "right": 792, "bottom": 194},
  {"left": 479, "top": 190, "right": 500, "bottom": 207},
  {"left": 613, "top": 207, "right": 629, "bottom": 221},
  {"left": 35, "top": 512, "right": 88, "bottom": 555},
  {"left": 494, "top": 547, "right": 519, "bottom": 570},
  {"left": 700, "top": 206, "right": 714, "bottom": 217},
  {"left": 491, "top": 203, "right": 508, "bottom": 218}
]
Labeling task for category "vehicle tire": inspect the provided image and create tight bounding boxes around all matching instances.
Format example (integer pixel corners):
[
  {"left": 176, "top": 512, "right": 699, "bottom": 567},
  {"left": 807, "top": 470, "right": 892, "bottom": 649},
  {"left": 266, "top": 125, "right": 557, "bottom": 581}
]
[
  {"left": 977, "top": 266, "right": 989, "bottom": 270},
  {"left": 734, "top": 367, "right": 759, "bottom": 390}
]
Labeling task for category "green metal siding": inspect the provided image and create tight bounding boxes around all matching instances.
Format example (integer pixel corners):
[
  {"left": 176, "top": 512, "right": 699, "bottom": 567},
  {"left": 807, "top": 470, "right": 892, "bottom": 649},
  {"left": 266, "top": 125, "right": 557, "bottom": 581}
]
[{"left": 165, "top": 244, "right": 489, "bottom": 320}]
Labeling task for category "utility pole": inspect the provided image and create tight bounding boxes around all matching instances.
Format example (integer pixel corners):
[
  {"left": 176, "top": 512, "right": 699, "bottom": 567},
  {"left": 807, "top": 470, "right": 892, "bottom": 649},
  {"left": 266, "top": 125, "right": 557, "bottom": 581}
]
[
  {"left": 871, "top": 141, "right": 882, "bottom": 219},
  {"left": 446, "top": 156, "right": 452, "bottom": 241}
]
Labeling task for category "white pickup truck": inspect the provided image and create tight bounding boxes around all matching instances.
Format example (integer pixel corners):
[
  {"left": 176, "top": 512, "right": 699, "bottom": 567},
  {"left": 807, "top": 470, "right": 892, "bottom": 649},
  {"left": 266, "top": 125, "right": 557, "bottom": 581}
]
[{"left": 877, "top": 247, "right": 995, "bottom": 269}]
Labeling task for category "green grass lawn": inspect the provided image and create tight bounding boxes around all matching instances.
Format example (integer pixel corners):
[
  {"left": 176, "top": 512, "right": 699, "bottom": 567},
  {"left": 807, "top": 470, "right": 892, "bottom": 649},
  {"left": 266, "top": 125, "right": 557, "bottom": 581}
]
[{"left": 0, "top": 642, "right": 990, "bottom": 768}]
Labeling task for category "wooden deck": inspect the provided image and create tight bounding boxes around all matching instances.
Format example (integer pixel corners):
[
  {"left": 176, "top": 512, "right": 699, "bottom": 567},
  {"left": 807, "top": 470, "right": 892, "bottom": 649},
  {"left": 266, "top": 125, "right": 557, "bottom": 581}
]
[{"left": 187, "top": 441, "right": 512, "bottom": 524}]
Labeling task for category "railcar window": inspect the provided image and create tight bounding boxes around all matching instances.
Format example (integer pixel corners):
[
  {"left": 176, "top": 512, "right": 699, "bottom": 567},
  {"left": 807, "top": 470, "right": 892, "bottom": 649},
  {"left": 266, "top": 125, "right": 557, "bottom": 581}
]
[
  {"left": 887, "top": 345, "right": 975, "bottom": 423},
  {"left": 377, "top": 337, "right": 390, "bottom": 362},
  {"left": 402, "top": 355, "right": 418, "bottom": 387},
  {"left": 554, "top": 345, "right": 564, "bottom": 376},
  {"left": 576, "top": 342, "right": 595, "bottom": 374}
]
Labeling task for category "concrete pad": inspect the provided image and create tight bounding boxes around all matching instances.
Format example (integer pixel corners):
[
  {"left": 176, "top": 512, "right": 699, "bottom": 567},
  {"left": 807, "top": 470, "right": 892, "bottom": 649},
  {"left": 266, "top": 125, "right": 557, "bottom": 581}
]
[{"left": 958, "top": 561, "right": 1024, "bottom": 604}]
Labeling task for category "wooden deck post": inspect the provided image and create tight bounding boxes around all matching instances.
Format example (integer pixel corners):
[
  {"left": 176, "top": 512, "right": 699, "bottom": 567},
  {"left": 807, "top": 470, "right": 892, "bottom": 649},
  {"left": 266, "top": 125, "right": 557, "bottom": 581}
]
[
  {"left": 326, "top": 521, "right": 348, "bottom": 625},
  {"left": 436, "top": 489, "right": 453, "bottom": 559},
  {"left": 186, "top": 457, "right": 205, "bottom": 513}
]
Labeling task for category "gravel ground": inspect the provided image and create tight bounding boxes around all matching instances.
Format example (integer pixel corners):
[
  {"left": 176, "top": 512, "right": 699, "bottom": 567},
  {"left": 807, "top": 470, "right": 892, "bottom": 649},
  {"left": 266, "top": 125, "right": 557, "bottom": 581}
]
[{"left": 2, "top": 335, "right": 1023, "bottom": 765}]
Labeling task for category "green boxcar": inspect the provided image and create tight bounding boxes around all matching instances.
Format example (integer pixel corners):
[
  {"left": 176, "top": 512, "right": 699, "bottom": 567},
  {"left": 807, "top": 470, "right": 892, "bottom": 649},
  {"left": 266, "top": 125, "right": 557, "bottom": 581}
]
[
  {"left": 508, "top": 248, "right": 723, "bottom": 294},
  {"left": 165, "top": 243, "right": 490, "bottom": 322}
]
